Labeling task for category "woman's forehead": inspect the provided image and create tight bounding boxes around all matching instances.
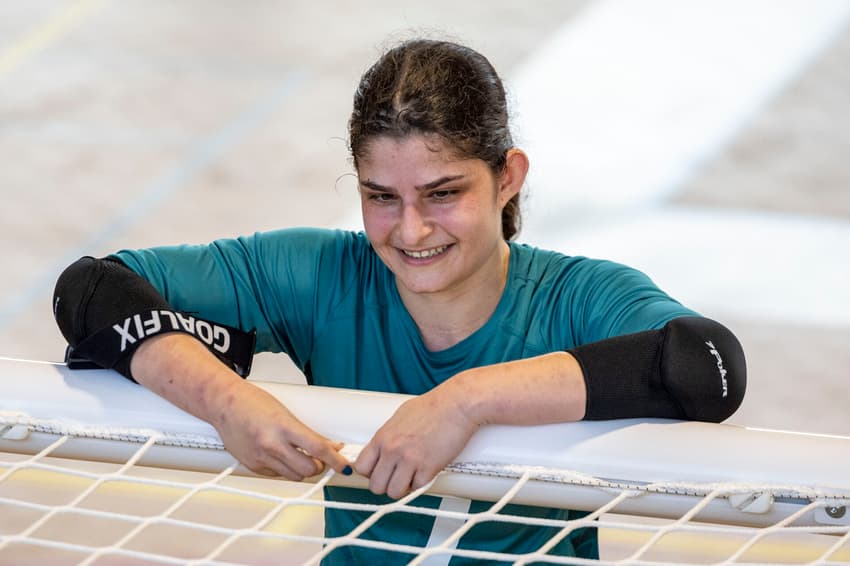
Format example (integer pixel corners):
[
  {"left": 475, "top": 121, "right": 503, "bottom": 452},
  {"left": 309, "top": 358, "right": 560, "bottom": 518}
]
[
  {"left": 357, "top": 135, "right": 478, "bottom": 172},
  {"left": 356, "top": 138, "right": 487, "bottom": 190}
]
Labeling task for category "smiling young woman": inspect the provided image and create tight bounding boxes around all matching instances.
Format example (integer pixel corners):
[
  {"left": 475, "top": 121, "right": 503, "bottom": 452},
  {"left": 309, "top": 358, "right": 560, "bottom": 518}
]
[
  {"left": 52, "top": 38, "right": 746, "bottom": 563},
  {"left": 357, "top": 136, "right": 528, "bottom": 350}
]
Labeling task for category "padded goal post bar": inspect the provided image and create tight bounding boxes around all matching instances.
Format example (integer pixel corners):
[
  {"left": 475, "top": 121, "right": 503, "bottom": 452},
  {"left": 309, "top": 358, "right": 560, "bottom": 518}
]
[{"left": 1, "top": 356, "right": 848, "bottom": 530}]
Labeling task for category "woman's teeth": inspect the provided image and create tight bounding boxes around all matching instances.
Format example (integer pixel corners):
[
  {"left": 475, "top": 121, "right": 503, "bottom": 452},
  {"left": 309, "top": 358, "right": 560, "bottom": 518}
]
[{"left": 403, "top": 245, "right": 448, "bottom": 259}]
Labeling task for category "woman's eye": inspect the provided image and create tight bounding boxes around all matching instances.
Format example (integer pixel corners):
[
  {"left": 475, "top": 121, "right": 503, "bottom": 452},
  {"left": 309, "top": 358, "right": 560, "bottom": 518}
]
[{"left": 368, "top": 192, "right": 396, "bottom": 203}]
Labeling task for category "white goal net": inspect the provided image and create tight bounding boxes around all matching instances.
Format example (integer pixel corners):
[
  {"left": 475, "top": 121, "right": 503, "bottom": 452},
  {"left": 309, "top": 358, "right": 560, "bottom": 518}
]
[{"left": 1, "top": 357, "right": 849, "bottom": 565}]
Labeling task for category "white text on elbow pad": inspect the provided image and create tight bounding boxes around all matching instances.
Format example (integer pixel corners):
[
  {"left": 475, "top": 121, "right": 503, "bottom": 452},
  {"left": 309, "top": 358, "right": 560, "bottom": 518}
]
[{"left": 112, "top": 311, "right": 231, "bottom": 354}]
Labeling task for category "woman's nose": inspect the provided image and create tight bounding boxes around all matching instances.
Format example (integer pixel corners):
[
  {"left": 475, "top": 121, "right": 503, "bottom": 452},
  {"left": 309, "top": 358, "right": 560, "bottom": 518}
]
[{"left": 398, "top": 202, "right": 433, "bottom": 244}]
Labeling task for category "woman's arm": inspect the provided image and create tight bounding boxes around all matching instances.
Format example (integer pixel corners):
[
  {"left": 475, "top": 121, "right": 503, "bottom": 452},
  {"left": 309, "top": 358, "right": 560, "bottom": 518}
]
[
  {"left": 355, "top": 316, "right": 746, "bottom": 499},
  {"left": 53, "top": 256, "right": 351, "bottom": 479},
  {"left": 131, "top": 333, "right": 350, "bottom": 479},
  {"left": 353, "top": 351, "right": 584, "bottom": 499}
]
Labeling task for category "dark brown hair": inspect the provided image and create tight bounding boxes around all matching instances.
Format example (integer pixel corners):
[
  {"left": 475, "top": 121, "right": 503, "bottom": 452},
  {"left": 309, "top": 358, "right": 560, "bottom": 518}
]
[{"left": 348, "top": 39, "right": 521, "bottom": 240}]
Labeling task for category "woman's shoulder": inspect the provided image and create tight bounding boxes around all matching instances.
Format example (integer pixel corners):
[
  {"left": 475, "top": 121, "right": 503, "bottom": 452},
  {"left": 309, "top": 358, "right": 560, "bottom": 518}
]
[
  {"left": 243, "top": 228, "right": 373, "bottom": 263},
  {"left": 117, "top": 228, "right": 371, "bottom": 262},
  {"left": 509, "top": 241, "right": 669, "bottom": 307},
  {"left": 247, "top": 227, "right": 369, "bottom": 248},
  {"left": 509, "top": 240, "right": 635, "bottom": 280}
]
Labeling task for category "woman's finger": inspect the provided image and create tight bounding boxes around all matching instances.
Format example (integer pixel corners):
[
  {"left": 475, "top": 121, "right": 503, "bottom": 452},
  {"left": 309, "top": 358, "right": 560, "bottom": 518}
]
[
  {"left": 275, "top": 442, "right": 329, "bottom": 478},
  {"left": 353, "top": 441, "right": 379, "bottom": 478},
  {"left": 367, "top": 452, "right": 396, "bottom": 496},
  {"left": 250, "top": 457, "right": 305, "bottom": 482},
  {"left": 386, "top": 460, "right": 416, "bottom": 500},
  {"left": 412, "top": 467, "right": 436, "bottom": 492},
  {"left": 298, "top": 433, "right": 351, "bottom": 474}
]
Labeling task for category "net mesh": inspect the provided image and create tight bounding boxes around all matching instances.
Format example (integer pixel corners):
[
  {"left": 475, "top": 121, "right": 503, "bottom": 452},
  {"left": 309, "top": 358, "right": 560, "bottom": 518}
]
[{"left": 2, "top": 414, "right": 849, "bottom": 565}]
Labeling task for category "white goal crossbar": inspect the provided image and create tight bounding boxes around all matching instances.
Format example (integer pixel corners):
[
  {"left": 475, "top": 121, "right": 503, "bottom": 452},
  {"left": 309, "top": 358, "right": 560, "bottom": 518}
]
[{"left": 1, "top": 356, "right": 849, "bottom": 564}]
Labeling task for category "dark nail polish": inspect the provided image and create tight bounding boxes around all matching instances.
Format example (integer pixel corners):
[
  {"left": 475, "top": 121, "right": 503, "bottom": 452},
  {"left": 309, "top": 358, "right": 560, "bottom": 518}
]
[{"left": 342, "top": 465, "right": 353, "bottom": 476}]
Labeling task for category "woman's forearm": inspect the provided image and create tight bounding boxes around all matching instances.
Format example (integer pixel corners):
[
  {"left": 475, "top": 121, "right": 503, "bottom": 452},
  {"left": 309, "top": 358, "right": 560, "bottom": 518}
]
[
  {"left": 353, "top": 352, "right": 587, "bottom": 497},
  {"left": 450, "top": 316, "right": 747, "bottom": 427},
  {"left": 445, "top": 351, "right": 587, "bottom": 427},
  {"left": 129, "top": 333, "right": 351, "bottom": 478},
  {"left": 130, "top": 333, "right": 243, "bottom": 429}
]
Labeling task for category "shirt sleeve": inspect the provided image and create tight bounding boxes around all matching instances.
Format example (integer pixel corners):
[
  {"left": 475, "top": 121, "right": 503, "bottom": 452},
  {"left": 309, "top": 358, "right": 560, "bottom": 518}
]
[
  {"left": 566, "top": 258, "right": 699, "bottom": 345},
  {"left": 112, "top": 228, "right": 357, "bottom": 369}
]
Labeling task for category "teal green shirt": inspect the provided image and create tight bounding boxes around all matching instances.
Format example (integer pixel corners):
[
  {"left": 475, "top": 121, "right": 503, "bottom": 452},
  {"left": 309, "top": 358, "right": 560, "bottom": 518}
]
[{"left": 115, "top": 228, "right": 697, "bottom": 563}]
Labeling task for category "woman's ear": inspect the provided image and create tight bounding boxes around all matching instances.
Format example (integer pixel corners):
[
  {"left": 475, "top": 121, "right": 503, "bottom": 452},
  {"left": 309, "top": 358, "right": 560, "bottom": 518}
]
[{"left": 497, "top": 148, "right": 529, "bottom": 207}]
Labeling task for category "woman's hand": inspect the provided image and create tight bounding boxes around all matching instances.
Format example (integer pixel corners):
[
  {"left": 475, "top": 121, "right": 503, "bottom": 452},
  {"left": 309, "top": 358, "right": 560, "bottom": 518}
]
[
  {"left": 352, "top": 353, "right": 588, "bottom": 499},
  {"left": 353, "top": 381, "right": 479, "bottom": 499},
  {"left": 211, "top": 379, "right": 351, "bottom": 480},
  {"left": 131, "top": 333, "right": 350, "bottom": 481}
]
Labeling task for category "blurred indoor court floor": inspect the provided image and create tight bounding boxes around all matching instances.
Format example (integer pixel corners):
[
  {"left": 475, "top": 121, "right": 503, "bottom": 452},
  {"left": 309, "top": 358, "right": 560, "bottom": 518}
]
[{"left": 1, "top": 0, "right": 848, "bottom": 436}]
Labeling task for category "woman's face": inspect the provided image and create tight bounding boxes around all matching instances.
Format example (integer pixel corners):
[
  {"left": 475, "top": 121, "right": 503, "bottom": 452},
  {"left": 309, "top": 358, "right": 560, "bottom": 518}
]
[{"left": 357, "top": 135, "right": 521, "bottom": 301}]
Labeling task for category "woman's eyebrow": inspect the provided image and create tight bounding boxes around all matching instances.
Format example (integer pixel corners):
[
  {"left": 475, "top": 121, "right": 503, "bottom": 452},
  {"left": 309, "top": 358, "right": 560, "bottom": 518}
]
[
  {"left": 360, "top": 175, "right": 466, "bottom": 192},
  {"left": 360, "top": 179, "right": 393, "bottom": 191},
  {"left": 416, "top": 175, "right": 465, "bottom": 190}
]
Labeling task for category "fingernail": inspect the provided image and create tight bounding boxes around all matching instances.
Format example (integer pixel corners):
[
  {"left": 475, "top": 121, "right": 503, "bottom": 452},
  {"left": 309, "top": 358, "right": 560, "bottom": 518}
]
[{"left": 342, "top": 465, "right": 353, "bottom": 476}]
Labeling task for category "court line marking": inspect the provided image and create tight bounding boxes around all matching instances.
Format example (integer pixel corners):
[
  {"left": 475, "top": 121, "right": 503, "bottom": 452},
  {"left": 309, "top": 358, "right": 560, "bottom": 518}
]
[
  {"left": 511, "top": 0, "right": 850, "bottom": 327},
  {"left": 513, "top": 0, "right": 850, "bottom": 215},
  {"left": 0, "top": 72, "right": 305, "bottom": 331},
  {"left": 0, "top": 0, "right": 107, "bottom": 79}
]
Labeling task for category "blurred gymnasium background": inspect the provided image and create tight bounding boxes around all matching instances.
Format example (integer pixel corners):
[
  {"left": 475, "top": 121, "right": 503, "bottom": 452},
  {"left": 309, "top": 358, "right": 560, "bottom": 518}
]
[{"left": 1, "top": 0, "right": 848, "bottom": 434}]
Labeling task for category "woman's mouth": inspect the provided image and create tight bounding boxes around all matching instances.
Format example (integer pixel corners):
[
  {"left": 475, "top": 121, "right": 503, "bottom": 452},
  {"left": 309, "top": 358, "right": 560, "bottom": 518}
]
[{"left": 401, "top": 245, "right": 450, "bottom": 259}]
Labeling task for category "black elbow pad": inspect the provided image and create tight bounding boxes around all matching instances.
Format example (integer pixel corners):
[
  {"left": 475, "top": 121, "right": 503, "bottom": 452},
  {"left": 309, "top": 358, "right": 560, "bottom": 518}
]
[
  {"left": 571, "top": 316, "right": 746, "bottom": 422},
  {"left": 660, "top": 317, "right": 746, "bottom": 422},
  {"left": 53, "top": 256, "right": 171, "bottom": 349},
  {"left": 54, "top": 256, "right": 172, "bottom": 379},
  {"left": 53, "top": 256, "right": 256, "bottom": 380}
]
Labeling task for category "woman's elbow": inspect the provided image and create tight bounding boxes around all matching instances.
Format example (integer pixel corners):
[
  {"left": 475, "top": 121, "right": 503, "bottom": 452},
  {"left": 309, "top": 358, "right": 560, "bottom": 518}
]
[{"left": 661, "top": 317, "right": 747, "bottom": 423}]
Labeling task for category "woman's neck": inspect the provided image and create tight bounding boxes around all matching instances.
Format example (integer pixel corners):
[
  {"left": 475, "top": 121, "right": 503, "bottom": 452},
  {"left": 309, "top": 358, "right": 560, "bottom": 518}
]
[{"left": 398, "top": 242, "right": 511, "bottom": 352}]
